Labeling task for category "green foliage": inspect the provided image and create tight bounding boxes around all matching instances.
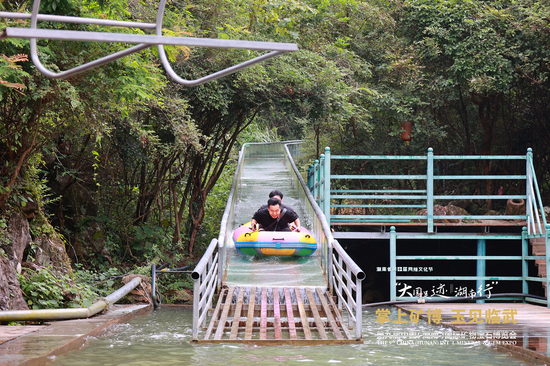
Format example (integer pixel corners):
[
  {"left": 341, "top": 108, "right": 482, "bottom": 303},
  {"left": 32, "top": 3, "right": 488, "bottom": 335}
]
[
  {"left": 72, "top": 265, "right": 123, "bottom": 297},
  {"left": 2, "top": 0, "right": 550, "bottom": 289},
  {"left": 400, "top": 0, "right": 531, "bottom": 95},
  {"left": 0, "top": 54, "right": 29, "bottom": 92},
  {"left": 198, "top": 157, "right": 236, "bottom": 248},
  {"left": 129, "top": 224, "right": 174, "bottom": 260},
  {"left": 0, "top": 216, "right": 9, "bottom": 247},
  {"left": 19, "top": 267, "right": 97, "bottom": 309},
  {"left": 238, "top": 122, "right": 281, "bottom": 144},
  {"left": 154, "top": 272, "right": 194, "bottom": 304}
]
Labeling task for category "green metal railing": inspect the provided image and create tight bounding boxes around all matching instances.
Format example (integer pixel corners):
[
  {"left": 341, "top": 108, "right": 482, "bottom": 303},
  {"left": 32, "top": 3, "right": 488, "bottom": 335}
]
[
  {"left": 307, "top": 147, "right": 547, "bottom": 235},
  {"left": 388, "top": 226, "right": 549, "bottom": 306},
  {"left": 307, "top": 147, "right": 549, "bottom": 307}
]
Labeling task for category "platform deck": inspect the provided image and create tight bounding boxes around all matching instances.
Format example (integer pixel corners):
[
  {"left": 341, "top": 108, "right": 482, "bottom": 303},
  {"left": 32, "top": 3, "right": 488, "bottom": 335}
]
[{"left": 196, "top": 286, "right": 361, "bottom": 344}]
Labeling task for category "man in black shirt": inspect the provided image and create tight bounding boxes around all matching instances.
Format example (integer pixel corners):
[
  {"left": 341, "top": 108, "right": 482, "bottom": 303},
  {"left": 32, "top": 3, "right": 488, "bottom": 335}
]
[
  {"left": 250, "top": 197, "right": 301, "bottom": 232},
  {"left": 259, "top": 190, "right": 290, "bottom": 211}
]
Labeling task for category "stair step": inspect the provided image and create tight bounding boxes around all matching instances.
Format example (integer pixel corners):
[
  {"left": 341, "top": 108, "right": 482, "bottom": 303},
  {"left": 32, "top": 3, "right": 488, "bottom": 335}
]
[{"left": 536, "top": 262, "right": 546, "bottom": 275}]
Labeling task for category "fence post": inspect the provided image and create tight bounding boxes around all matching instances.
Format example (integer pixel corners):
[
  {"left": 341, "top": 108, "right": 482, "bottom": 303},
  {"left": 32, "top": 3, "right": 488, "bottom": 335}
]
[
  {"left": 192, "top": 271, "right": 200, "bottom": 340},
  {"left": 521, "top": 227, "right": 528, "bottom": 299},
  {"left": 427, "top": 148, "right": 434, "bottom": 233},
  {"left": 355, "top": 273, "right": 362, "bottom": 340},
  {"left": 526, "top": 148, "right": 533, "bottom": 234},
  {"left": 320, "top": 154, "right": 325, "bottom": 215},
  {"left": 337, "top": 253, "right": 343, "bottom": 311},
  {"left": 313, "top": 159, "right": 319, "bottom": 203},
  {"left": 390, "top": 226, "right": 397, "bottom": 301},
  {"left": 347, "top": 264, "right": 353, "bottom": 330},
  {"left": 324, "top": 147, "right": 331, "bottom": 226},
  {"left": 307, "top": 164, "right": 313, "bottom": 192},
  {"left": 476, "top": 239, "right": 486, "bottom": 304},
  {"left": 218, "top": 240, "right": 224, "bottom": 289}
]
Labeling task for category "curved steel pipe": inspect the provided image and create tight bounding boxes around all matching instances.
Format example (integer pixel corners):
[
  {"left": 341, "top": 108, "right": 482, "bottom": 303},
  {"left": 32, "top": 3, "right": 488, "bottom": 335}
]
[
  {"left": 0, "top": 277, "right": 142, "bottom": 322},
  {"left": 1, "top": 0, "right": 297, "bottom": 84}
]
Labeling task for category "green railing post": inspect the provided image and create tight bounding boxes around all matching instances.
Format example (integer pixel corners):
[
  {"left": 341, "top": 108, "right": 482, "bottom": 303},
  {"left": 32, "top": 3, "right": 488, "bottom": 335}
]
[
  {"left": 313, "top": 159, "right": 319, "bottom": 204},
  {"left": 427, "top": 148, "right": 434, "bottom": 233},
  {"left": 526, "top": 148, "right": 533, "bottom": 234},
  {"left": 390, "top": 226, "right": 396, "bottom": 301},
  {"left": 320, "top": 154, "right": 325, "bottom": 214},
  {"left": 307, "top": 164, "right": 313, "bottom": 191},
  {"left": 324, "top": 147, "right": 331, "bottom": 226},
  {"left": 476, "top": 239, "right": 486, "bottom": 304},
  {"left": 521, "top": 227, "right": 528, "bottom": 299}
]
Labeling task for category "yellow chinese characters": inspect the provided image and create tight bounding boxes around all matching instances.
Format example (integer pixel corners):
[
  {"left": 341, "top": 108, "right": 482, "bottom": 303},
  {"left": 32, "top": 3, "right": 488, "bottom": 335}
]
[{"left": 375, "top": 308, "right": 518, "bottom": 325}]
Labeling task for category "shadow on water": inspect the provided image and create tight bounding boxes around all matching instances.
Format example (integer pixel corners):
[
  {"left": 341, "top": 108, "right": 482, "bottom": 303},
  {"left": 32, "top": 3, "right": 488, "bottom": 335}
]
[{"left": 50, "top": 307, "right": 534, "bottom": 366}]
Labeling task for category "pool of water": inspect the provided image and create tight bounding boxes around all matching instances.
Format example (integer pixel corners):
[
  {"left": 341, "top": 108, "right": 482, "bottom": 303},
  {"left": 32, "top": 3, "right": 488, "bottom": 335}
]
[{"left": 50, "top": 307, "right": 531, "bottom": 366}]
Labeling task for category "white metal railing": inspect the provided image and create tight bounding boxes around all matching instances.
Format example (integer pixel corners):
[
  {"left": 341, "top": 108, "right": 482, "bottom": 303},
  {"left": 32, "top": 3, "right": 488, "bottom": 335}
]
[
  {"left": 191, "top": 141, "right": 365, "bottom": 340},
  {"left": 283, "top": 142, "right": 365, "bottom": 339},
  {"left": 282, "top": 142, "right": 331, "bottom": 273},
  {"left": 331, "top": 240, "right": 365, "bottom": 339},
  {"left": 191, "top": 238, "right": 220, "bottom": 341}
]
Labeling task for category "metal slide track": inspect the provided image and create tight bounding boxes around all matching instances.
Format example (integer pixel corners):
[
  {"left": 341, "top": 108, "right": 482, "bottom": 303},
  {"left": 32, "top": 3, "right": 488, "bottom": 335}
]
[
  {"left": 191, "top": 142, "right": 364, "bottom": 343},
  {"left": 224, "top": 152, "right": 325, "bottom": 288}
]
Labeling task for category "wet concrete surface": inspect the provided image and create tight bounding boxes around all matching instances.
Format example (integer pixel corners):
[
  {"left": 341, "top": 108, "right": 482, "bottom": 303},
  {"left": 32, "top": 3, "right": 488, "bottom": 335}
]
[{"left": 0, "top": 304, "right": 151, "bottom": 366}]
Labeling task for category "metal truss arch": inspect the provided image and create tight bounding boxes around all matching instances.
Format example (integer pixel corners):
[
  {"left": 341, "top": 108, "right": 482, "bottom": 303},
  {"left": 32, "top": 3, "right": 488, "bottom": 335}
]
[{"left": 0, "top": 0, "right": 298, "bottom": 85}]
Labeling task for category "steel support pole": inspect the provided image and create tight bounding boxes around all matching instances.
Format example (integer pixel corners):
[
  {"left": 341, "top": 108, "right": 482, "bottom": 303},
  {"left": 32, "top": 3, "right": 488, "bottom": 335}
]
[
  {"left": 324, "top": 147, "right": 331, "bottom": 227},
  {"left": 526, "top": 149, "right": 533, "bottom": 234},
  {"left": 476, "top": 238, "right": 486, "bottom": 304},
  {"left": 521, "top": 227, "right": 528, "bottom": 301},
  {"left": 427, "top": 148, "right": 434, "bottom": 233},
  {"left": 314, "top": 159, "right": 319, "bottom": 204},
  {"left": 390, "top": 226, "right": 397, "bottom": 301},
  {"left": 320, "top": 154, "right": 325, "bottom": 215},
  {"left": 355, "top": 274, "right": 362, "bottom": 340},
  {"left": 192, "top": 272, "right": 200, "bottom": 340}
]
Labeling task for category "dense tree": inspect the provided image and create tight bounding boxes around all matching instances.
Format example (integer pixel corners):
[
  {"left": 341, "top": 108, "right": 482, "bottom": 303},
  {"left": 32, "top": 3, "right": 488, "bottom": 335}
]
[
  {"left": 2, "top": 0, "right": 550, "bottom": 275},
  {"left": 395, "top": 0, "right": 550, "bottom": 206}
]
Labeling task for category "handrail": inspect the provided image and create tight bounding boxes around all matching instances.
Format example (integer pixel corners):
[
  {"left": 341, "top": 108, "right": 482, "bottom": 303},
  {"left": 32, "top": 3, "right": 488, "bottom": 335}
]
[
  {"left": 283, "top": 142, "right": 333, "bottom": 275},
  {"left": 388, "top": 225, "right": 549, "bottom": 307},
  {"left": 191, "top": 141, "right": 365, "bottom": 340},
  {"left": 0, "top": 11, "right": 156, "bottom": 28},
  {"left": 331, "top": 239, "right": 365, "bottom": 339},
  {"left": 527, "top": 154, "right": 547, "bottom": 234},
  {"left": 0, "top": 0, "right": 297, "bottom": 84},
  {"left": 191, "top": 238, "right": 220, "bottom": 341},
  {"left": 283, "top": 142, "right": 364, "bottom": 339},
  {"left": 309, "top": 147, "right": 545, "bottom": 235}
]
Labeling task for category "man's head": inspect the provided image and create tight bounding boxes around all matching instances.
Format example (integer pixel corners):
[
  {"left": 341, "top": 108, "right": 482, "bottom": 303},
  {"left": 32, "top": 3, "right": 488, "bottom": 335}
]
[
  {"left": 267, "top": 197, "right": 282, "bottom": 219},
  {"left": 269, "top": 190, "right": 284, "bottom": 201}
]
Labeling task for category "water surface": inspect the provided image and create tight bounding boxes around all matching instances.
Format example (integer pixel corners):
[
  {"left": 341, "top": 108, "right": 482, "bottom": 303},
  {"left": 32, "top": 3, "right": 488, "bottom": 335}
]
[{"left": 50, "top": 307, "right": 531, "bottom": 366}]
